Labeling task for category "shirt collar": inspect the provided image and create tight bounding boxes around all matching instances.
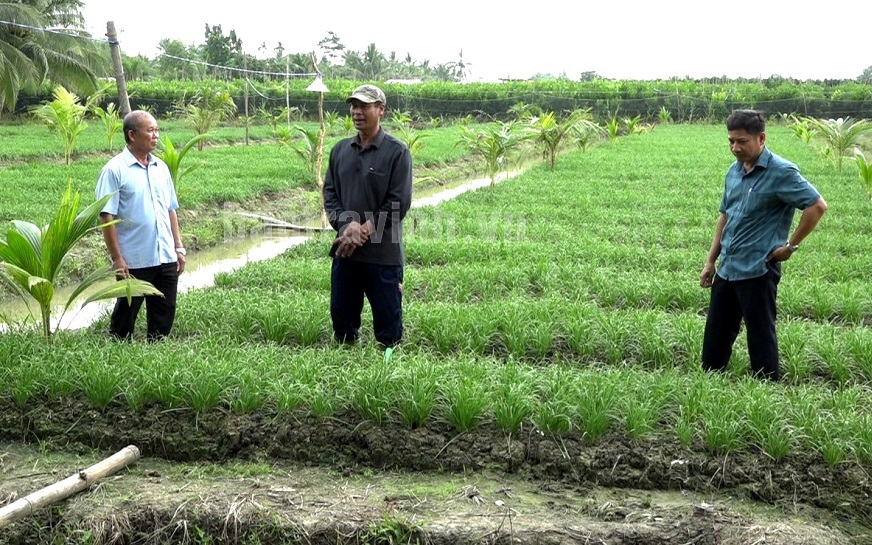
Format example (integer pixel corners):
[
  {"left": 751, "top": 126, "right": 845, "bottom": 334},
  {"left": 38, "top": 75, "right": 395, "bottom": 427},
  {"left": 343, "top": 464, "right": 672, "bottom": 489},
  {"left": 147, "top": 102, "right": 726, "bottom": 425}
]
[
  {"left": 733, "top": 146, "right": 771, "bottom": 173},
  {"left": 352, "top": 127, "right": 386, "bottom": 149},
  {"left": 122, "top": 146, "right": 155, "bottom": 167}
]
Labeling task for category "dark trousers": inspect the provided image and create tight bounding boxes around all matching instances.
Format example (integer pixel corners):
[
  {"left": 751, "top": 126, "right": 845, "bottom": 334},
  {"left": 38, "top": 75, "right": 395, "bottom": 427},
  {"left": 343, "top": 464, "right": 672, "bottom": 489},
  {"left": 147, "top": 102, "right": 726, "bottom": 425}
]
[
  {"left": 109, "top": 263, "right": 178, "bottom": 341},
  {"left": 702, "top": 264, "right": 781, "bottom": 380},
  {"left": 330, "top": 259, "right": 403, "bottom": 347}
]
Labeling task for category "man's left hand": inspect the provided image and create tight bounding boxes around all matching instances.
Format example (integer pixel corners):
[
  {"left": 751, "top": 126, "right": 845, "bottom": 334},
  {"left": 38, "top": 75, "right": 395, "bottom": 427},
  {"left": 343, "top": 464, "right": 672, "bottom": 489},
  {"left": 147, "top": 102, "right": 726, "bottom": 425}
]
[
  {"left": 767, "top": 246, "right": 793, "bottom": 263},
  {"left": 176, "top": 252, "right": 186, "bottom": 274}
]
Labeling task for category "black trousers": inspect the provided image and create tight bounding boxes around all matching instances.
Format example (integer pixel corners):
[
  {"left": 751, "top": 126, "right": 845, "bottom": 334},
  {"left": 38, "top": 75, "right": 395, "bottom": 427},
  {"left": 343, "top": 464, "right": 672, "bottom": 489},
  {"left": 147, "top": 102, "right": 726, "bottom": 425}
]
[
  {"left": 702, "top": 264, "right": 781, "bottom": 380},
  {"left": 109, "top": 262, "right": 178, "bottom": 341},
  {"left": 330, "top": 259, "right": 403, "bottom": 347}
]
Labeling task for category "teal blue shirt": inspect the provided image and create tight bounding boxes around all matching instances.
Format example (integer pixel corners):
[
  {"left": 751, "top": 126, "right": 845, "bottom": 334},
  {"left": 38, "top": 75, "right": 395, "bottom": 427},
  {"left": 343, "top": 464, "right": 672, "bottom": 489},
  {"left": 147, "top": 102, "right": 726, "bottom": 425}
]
[{"left": 717, "top": 148, "right": 820, "bottom": 281}]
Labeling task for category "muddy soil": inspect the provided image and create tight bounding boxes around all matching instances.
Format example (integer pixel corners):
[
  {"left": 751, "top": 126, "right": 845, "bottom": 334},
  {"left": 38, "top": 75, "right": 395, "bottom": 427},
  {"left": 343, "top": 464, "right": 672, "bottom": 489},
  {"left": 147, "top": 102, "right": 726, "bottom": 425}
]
[
  {"left": 0, "top": 441, "right": 861, "bottom": 545},
  {"left": 1, "top": 398, "right": 870, "bottom": 544}
]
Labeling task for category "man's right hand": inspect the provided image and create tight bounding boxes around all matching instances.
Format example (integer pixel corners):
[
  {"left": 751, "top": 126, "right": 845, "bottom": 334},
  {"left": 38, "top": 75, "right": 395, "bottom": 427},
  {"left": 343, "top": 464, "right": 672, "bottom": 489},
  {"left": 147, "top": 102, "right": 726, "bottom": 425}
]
[
  {"left": 112, "top": 256, "right": 130, "bottom": 278},
  {"left": 332, "top": 222, "right": 370, "bottom": 258},
  {"left": 700, "top": 263, "right": 716, "bottom": 288}
]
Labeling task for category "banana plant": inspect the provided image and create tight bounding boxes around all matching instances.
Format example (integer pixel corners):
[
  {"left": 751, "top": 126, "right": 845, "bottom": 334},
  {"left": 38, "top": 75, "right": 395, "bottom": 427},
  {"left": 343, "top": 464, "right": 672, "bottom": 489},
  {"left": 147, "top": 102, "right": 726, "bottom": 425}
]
[
  {"left": 851, "top": 148, "right": 872, "bottom": 200},
  {"left": 0, "top": 182, "right": 162, "bottom": 342}
]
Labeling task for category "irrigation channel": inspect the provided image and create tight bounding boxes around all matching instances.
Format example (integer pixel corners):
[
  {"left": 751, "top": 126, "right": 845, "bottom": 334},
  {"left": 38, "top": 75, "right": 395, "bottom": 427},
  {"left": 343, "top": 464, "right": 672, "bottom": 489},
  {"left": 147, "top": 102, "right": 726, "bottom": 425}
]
[{"left": 0, "top": 172, "right": 519, "bottom": 332}]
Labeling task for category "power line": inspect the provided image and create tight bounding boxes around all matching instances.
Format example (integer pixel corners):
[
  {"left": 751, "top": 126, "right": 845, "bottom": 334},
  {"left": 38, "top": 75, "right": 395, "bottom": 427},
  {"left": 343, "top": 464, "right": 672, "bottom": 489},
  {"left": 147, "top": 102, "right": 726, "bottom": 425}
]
[
  {"left": 0, "top": 19, "right": 108, "bottom": 44},
  {"left": 161, "top": 54, "right": 317, "bottom": 79},
  {"left": 1, "top": 20, "right": 317, "bottom": 79}
]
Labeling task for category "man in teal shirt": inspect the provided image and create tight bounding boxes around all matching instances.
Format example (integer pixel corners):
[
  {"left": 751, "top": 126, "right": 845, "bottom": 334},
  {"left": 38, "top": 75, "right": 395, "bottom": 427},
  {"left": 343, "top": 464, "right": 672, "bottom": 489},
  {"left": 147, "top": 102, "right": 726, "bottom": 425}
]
[{"left": 700, "top": 110, "right": 827, "bottom": 381}]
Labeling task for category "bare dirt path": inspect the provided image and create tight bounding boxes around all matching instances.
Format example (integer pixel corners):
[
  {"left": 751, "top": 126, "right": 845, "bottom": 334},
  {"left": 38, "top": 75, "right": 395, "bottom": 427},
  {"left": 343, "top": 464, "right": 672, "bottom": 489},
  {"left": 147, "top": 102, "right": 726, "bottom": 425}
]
[{"left": 0, "top": 441, "right": 857, "bottom": 545}]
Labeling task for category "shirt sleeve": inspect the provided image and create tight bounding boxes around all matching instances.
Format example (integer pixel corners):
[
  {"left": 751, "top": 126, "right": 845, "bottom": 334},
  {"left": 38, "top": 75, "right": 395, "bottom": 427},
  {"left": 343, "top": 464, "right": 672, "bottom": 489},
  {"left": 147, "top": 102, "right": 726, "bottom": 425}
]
[
  {"left": 777, "top": 166, "right": 821, "bottom": 209},
  {"left": 95, "top": 164, "right": 120, "bottom": 216},
  {"left": 163, "top": 163, "right": 179, "bottom": 211},
  {"left": 323, "top": 145, "right": 346, "bottom": 232},
  {"left": 718, "top": 174, "right": 729, "bottom": 214}
]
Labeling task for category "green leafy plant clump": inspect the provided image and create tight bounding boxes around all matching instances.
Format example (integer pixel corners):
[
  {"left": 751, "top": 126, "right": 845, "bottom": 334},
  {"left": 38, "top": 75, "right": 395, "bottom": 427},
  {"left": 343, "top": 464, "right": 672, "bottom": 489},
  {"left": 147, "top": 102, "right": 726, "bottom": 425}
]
[
  {"left": 0, "top": 182, "right": 162, "bottom": 341},
  {"left": 851, "top": 147, "right": 872, "bottom": 199},
  {"left": 155, "top": 133, "right": 210, "bottom": 201},
  {"left": 803, "top": 116, "right": 872, "bottom": 172}
]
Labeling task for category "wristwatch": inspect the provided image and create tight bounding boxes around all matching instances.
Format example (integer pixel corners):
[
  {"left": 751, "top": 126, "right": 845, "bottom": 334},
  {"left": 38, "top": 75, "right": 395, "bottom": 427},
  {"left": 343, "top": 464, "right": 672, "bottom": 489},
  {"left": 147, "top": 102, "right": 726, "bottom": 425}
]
[
  {"left": 785, "top": 242, "right": 799, "bottom": 253},
  {"left": 176, "top": 247, "right": 187, "bottom": 255}
]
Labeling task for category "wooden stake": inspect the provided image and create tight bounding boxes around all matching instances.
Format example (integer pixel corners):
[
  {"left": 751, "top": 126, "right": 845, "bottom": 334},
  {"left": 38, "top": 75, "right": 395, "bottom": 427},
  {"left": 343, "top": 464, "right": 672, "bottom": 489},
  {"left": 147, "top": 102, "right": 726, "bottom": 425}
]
[
  {"left": 0, "top": 445, "right": 140, "bottom": 529},
  {"left": 106, "top": 22, "right": 131, "bottom": 116}
]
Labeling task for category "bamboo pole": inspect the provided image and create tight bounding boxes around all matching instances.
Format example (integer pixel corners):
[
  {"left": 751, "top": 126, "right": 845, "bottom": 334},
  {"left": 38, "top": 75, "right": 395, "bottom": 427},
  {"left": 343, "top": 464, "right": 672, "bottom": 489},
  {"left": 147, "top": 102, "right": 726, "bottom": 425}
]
[
  {"left": 0, "top": 445, "right": 140, "bottom": 529},
  {"left": 309, "top": 53, "right": 329, "bottom": 230},
  {"left": 234, "top": 212, "right": 331, "bottom": 232}
]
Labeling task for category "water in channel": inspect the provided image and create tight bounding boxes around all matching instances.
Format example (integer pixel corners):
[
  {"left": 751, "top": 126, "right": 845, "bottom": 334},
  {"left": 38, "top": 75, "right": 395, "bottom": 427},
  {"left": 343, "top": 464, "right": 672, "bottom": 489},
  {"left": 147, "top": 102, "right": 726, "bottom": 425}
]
[{"left": 0, "top": 171, "right": 519, "bottom": 332}]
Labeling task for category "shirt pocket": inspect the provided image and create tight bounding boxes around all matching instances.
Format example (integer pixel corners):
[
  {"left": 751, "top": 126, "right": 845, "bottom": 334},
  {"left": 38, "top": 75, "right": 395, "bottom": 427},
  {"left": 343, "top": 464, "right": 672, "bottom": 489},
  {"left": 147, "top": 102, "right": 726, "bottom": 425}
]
[
  {"left": 364, "top": 165, "right": 390, "bottom": 197},
  {"left": 742, "top": 186, "right": 773, "bottom": 213}
]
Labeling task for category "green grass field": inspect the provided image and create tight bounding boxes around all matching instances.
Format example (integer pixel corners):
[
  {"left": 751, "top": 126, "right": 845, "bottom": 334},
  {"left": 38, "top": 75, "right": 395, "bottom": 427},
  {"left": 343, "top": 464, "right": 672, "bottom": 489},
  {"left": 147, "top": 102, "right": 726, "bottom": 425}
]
[
  {"left": 3, "top": 117, "right": 872, "bottom": 543},
  {"left": 3, "top": 120, "right": 872, "bottom": 460}
]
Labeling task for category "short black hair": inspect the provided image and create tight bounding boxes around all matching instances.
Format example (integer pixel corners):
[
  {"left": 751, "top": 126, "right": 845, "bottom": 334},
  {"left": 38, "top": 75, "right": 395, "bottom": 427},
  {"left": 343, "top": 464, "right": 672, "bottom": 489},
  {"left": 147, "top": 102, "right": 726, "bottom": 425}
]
[{"left": 726, "top": 109, "right": 765, "bottom": 134}]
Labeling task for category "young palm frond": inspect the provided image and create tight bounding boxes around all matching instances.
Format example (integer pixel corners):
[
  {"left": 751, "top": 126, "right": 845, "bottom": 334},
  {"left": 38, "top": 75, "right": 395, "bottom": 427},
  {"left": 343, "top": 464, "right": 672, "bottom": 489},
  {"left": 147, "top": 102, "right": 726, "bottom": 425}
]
[
  {"left": 851, "top": 147, "right": 872, "bottom": 200},
  {"left": 30, "top": 85, "right": 89, "bottom": 164},
  {"left": 155, "top": 134, "right": 209, "bottom": 201},
  {"left": 0, "top": 182, "right": 162, "bottom": 342},
  {"left": 278, "top": 125, "right": 325, "bottom": 196},
  {"left": 93, "top": 102, "right": 123, "bottom": 152},
  {"left": 457, "top": 121, "right": 528, "bottom": 189},
  {"left": 175, "top": 91, "right": 237, "bottom": 150},
  {"left": 804, "top": 116, "right": 872, "bottom": 172},
  {"left": 530, "top": 108, "right": 598, "bottom": 170}
]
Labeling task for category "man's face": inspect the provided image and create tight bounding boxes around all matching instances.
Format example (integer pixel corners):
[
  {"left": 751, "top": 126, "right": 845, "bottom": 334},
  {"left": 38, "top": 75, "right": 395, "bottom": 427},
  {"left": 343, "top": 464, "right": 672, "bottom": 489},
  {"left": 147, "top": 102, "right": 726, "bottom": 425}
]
[
  {"left": 349, "top": 99, "right": 384, "bottom": 133},
  {"left": 128, "top": 114, "right": 160, "bottom": 154},
  {"left": 728, "top": 128, "right": 765, "bottom": 164}
]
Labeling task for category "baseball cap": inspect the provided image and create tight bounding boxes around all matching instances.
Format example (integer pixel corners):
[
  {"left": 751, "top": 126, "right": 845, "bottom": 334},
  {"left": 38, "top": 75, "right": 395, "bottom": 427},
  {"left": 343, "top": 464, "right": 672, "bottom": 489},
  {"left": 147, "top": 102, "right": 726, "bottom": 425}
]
[{"left": 346, "top": 84, "right": 386, "bottom": 105}]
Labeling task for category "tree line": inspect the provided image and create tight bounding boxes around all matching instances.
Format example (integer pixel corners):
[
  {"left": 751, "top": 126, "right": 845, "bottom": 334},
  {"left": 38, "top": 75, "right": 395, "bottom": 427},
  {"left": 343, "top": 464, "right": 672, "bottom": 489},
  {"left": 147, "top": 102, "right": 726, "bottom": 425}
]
[
  {"left": 2, "top": 0, "right": 871, "bottom": 116},
  {"left": 124, "top": 27, "right": 472, "bottom": 84}
]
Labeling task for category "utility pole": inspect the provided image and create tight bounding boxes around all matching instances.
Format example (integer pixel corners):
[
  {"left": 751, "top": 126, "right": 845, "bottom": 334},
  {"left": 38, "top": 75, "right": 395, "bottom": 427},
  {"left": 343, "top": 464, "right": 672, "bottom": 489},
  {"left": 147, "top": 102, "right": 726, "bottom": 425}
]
[
  {"left": 106, "top": 22, "right": 131, "bottom": 116},
  {"left": 244, "top": 54, "right": 249, "bottom": 146},
  {"left": 286, "top": 55, "right": 291, "bottom": 129}
]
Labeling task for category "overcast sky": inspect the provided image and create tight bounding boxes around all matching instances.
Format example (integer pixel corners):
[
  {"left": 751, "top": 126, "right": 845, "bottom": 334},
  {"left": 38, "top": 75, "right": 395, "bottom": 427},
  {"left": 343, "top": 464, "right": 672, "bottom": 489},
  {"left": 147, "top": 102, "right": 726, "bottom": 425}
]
[{"left": 79, "top": 0, "right": 872, "bottom": 82}]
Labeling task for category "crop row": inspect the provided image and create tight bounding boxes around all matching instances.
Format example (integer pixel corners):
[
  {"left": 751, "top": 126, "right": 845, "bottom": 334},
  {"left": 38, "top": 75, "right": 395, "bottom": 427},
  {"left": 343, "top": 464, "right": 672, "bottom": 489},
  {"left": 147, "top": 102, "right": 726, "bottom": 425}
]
[
  {"left": 1, "top": 331, "right": 871, "bottom": 469},
  {"left": 161, "top": 283, "right": 871, "bottom": 385},
  {"left": 2, "top": 120, "right": 871, "bottom": 470}
]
